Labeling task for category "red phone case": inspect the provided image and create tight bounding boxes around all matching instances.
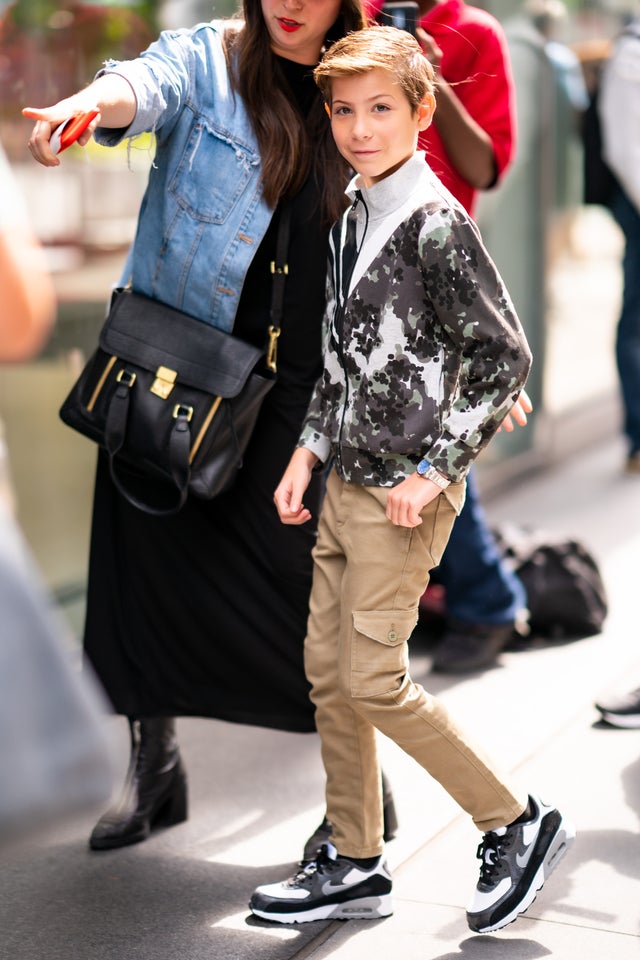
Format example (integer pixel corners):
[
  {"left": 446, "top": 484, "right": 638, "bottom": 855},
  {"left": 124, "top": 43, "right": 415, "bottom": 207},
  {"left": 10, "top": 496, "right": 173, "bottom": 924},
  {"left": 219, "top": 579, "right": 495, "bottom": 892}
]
[{"left": 51, "top": 109, "right": 99, "bottom": 154}]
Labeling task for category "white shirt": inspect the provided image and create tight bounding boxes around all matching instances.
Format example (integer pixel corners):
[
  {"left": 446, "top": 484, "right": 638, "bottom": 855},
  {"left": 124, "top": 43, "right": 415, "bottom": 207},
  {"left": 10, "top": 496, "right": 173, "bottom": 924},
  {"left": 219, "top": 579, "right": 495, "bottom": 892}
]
[{"left": 599, "top": 23, "right": 640, "bottom": 214}]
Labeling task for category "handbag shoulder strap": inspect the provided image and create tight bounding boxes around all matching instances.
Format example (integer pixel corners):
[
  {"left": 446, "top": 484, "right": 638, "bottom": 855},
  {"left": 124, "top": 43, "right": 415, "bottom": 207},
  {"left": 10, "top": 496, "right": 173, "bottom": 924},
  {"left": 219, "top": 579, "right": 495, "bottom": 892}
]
[
  {"left": 266, "top": 202, "right": 292, "bottom": 374},
  {"left": 125, "top": 204, "right": 292, "bottom": 375}
]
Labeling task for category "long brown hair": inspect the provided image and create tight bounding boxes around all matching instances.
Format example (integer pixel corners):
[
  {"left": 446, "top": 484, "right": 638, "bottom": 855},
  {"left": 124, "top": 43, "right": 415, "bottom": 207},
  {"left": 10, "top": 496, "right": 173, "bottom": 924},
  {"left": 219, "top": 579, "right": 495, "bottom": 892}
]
[{"left": 224, "top": 0, "right": 367, "bottom": 224}]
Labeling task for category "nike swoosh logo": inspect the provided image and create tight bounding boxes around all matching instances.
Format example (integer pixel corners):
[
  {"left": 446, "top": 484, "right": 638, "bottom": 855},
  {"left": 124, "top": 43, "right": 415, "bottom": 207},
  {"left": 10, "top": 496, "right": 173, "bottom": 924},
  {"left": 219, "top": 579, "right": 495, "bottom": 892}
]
[
  {"left": 322, "top": 881, "right": 350, "bottom": 894},
  {"left": 322, "top": 867, "right": 370, "bottom": 895}
]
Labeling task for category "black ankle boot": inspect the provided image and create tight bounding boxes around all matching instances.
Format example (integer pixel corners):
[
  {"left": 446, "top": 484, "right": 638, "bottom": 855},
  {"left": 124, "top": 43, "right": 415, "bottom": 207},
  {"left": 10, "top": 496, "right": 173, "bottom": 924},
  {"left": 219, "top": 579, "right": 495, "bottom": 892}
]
[
  {"left": 89, "top": 717, "right": 188, "bottom": 851},
  {"left": 301, "top": 770, "right": 399, "bottom": 861}
]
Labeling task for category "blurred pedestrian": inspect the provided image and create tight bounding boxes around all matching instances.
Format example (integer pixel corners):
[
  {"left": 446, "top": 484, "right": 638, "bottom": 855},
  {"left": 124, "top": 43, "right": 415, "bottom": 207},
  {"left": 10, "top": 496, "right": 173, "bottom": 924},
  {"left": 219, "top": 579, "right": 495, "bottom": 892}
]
[
  {"left": 0, "top": 139, "right": 113, "bottom": 846},
  {"left": 250, "top": 28, "right": 574, "bottom": 932},
  {"left": 589, "top": 17, "right": 640, "bottom": 733},
  {"left": 599, "top": 16, "right": 640, "bottom": 474},
  {"left": 0, "top": 143, "right": 55, "bottom": 363},
  {"left": 525, "top": 0, "right": 588, "bottom": 259}
]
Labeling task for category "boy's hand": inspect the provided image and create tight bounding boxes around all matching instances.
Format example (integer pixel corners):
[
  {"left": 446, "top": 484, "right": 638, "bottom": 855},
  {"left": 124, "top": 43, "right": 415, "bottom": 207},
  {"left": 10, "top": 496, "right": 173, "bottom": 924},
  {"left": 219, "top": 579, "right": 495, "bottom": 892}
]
[
  {"left": 498, "top": 389, "right": 533, "bottom": 433},
  {"left": 273, "top": 447, "right": 319, "bottom": 525},
  {"left": 386, "top": 473, "right": 442, "bottom": 528}
]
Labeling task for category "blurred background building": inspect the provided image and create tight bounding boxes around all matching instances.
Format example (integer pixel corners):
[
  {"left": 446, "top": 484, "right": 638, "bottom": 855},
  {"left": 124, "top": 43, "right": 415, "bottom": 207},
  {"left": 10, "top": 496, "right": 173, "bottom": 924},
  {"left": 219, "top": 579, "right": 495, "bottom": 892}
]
[{"left": 0, "top": 0, "right": 631, "bottom": 639}]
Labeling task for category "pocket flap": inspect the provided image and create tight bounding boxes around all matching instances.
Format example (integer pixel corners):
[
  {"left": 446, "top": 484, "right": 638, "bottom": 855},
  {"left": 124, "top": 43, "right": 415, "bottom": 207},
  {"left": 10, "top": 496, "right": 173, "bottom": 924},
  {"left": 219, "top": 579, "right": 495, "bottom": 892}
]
[
  {"left": 352, "top": 609, "right": 418, "bottom": 646},
  {"left": 100, "top": 290, "right": 269, "bottom": 399}
]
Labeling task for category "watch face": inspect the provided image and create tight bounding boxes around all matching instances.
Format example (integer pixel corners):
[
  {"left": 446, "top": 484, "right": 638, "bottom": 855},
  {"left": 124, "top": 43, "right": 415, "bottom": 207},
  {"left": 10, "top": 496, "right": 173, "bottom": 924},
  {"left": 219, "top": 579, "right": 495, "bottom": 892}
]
[{"left": 417, "top": 459, "right": 430, "bottom": 475}]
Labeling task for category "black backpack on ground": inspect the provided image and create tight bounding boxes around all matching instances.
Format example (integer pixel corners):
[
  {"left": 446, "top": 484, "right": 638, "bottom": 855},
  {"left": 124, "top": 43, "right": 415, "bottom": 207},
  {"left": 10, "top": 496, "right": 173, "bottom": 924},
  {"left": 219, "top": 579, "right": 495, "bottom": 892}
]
[{"left": 492, "top": 525, "right": 608, "bottom": 640}]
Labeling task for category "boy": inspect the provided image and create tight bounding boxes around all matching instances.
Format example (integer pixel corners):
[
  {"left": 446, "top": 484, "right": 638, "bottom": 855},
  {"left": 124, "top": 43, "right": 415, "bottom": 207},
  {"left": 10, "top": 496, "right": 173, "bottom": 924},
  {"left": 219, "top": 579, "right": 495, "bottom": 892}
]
[{"left": 250, "top": 27, "right": 574, "bottom": 934}]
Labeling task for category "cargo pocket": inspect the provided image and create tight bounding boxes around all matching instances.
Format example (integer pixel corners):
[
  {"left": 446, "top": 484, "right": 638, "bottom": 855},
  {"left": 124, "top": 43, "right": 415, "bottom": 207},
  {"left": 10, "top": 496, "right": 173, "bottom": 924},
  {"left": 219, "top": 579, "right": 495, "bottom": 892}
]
[{"left": 350, "top": 609, "right": 418, "bottom": 699}]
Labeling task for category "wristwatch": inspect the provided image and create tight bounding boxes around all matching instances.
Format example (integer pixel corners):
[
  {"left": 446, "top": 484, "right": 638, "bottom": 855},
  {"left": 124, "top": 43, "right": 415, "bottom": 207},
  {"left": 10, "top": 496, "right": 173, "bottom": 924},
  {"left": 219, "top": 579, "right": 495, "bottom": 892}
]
[{"left": 416, "top": 459, "right": 450, "bottom": 489}]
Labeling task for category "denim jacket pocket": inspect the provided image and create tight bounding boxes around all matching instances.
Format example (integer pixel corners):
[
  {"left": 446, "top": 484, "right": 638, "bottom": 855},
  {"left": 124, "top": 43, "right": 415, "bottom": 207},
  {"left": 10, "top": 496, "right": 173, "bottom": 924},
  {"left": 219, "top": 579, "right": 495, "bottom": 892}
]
[
  {"left": 169, "top": 118, "right": 260, "bottom": 224},
  {"left": 350, "top": 608, "right": 417, "bottom": 699}
]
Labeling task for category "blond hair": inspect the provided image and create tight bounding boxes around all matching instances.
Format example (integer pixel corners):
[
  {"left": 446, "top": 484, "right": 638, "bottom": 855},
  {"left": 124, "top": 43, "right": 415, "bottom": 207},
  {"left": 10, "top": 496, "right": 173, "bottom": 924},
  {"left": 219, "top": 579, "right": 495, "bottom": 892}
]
[{"left": 314, "top": 26, "right": 435, "bottom": 113}]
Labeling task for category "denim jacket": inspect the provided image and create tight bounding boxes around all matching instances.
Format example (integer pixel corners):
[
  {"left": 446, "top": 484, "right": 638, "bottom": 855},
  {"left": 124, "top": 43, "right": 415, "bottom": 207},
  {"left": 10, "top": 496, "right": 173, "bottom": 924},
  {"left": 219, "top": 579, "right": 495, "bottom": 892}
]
[{"left": 94, "top": 21, "right": 273, "bottom": 332}]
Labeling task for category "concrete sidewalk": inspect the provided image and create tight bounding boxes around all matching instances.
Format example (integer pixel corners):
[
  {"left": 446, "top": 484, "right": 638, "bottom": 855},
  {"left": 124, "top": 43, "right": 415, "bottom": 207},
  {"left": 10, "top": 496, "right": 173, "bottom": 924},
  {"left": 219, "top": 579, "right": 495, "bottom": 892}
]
[{"left": 2, "top": 435, "right": 640, "bottom": 960}]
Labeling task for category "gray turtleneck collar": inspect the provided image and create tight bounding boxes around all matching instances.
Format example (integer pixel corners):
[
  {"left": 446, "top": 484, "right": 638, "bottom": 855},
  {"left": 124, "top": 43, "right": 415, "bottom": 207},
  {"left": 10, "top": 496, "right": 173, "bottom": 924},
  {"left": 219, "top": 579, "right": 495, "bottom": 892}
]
[{"left": 345, "top": 151, "right": 441, "bottom": 223}]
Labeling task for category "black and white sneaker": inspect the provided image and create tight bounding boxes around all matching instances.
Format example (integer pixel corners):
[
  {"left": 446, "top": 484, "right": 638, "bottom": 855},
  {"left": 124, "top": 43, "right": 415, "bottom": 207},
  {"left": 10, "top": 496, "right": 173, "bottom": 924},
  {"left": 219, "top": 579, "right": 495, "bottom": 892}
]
[
  {"left": 595, "top": 686, "right": 640, "bottom": 728},
  {"left": 249, "top": 843, "right": 393, "bottom": 923},
  {"left": 467, "top": 794, "right": 575, "bottom": 933}
]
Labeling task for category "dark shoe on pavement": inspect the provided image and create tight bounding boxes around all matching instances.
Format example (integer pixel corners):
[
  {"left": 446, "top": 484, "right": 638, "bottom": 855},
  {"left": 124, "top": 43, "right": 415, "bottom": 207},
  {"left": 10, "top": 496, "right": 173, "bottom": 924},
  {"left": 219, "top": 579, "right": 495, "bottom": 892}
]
[
  {"left": 595, "top": 686, "right": 640, "bottom": 727},
  {"left": 302, "top": 770, "right": 398, "bottom": 862},
  {"left": 467, "top": 794, "right": 575, "bottom": 933},
  {"left": 431, "top": 619, "right": 515, "bottom": 673},
  {"left": 249, "top": 843, "right": 393, "bottom": 923},
  {"left": 89, "top": 717, "right": 188, "bottom": 851}
]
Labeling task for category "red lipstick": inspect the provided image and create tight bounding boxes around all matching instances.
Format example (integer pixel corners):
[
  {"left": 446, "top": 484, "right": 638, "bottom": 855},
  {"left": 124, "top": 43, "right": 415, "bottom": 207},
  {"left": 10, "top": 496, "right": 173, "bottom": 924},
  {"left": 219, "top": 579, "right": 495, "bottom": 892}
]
[{"left": 277, "top": 17, "right": 301, "bottom": 32}]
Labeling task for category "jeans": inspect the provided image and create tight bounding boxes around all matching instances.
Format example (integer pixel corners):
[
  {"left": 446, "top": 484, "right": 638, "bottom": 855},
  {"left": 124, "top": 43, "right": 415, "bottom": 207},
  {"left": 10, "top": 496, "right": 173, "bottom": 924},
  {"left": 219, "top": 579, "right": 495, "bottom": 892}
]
[
  {"left": 305, "top": 470, "right": 526, "bottom": 857},
  {"left": 433, "top": 470, "right": 526, "bottom": 625},
  {"left": 611, "top": 186, "right": 640, "bottom": 454}
]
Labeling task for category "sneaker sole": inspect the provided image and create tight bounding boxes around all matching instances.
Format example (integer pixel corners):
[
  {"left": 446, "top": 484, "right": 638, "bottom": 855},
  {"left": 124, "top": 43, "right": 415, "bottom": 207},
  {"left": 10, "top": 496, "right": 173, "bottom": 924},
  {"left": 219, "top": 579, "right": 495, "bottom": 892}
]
[
  {"left": 470, "top": 815, "right": 576, "bottom": 934},
  {"left": 249, "top": 894, "right": 393, "bottom": 924},
  {"left": 598, "top": 711, "right": 640, "bottom": 729}
]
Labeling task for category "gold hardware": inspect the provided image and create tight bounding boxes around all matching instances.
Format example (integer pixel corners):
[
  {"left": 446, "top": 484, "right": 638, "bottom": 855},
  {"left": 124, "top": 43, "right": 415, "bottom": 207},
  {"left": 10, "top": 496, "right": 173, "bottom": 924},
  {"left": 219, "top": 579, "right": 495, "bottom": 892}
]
[
  {"left": 189, "top": 396, "right": 222, "bottom": 464},
  {"left": 172, "top": 403, "right": 194, "bottom": 422},
  {"left": 150, "top": 365, "right": 177, "bottom": 399},
  {"left": 116, "top": 368, "right": 137, "bottom": 387},
  {"left": 87, "top": 355, "right": 117, "bottom": 411},
  {"left": 266, "top": 324, "right": 281, "bottom": 374},
  {"left": 270, "top": 260, "right": 289, "bottom": 276}
]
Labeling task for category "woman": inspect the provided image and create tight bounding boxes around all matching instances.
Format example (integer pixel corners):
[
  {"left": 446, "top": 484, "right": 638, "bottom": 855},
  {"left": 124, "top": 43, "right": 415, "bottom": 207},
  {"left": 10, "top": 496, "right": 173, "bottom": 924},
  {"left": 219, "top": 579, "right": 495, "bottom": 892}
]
[{"left": 23, "top": 0, "right": 399, "bottom": 852}]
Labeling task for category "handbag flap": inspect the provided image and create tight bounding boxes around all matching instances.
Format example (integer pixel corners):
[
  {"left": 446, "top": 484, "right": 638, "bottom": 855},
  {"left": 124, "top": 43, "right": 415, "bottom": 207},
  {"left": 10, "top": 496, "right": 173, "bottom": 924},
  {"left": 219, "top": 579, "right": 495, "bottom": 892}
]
[{"left": 99, "top": 290, "right": 267, "bottom": 398}]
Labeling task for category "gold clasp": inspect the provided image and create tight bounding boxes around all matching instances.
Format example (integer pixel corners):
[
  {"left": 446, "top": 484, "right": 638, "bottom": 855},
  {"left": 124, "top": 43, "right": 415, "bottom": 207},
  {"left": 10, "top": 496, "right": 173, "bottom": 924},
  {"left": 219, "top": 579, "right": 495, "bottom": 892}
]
[
  {"left": 150, "top": 365, "right": 177, "bottom": 399},
  {"left": 270, "top": 261, "right": 289, "bottom": 276},
  {"left": 266, "top": 325, "right": 281, "bottom": 374},
  {"left": 116, "top": 368, "right": 137, "bottom": 388},
  {"left": 172, "top": 403, "right": 193, "bottom": 422}
]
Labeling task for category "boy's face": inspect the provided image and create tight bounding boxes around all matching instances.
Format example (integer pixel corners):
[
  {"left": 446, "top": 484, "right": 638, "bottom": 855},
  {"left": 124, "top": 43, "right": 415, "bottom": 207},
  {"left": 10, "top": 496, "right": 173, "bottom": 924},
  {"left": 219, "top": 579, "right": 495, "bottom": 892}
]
[{"left": 328, "top": 68, "right": 434, "bottom": 186}]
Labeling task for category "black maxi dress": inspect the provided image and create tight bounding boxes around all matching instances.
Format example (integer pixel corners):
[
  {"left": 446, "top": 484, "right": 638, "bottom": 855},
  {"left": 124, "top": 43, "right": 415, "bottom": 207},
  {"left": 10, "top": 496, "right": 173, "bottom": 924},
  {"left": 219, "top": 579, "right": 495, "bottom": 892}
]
[{"left": 83, "top": 60, "right": 329, "bottom": 733}]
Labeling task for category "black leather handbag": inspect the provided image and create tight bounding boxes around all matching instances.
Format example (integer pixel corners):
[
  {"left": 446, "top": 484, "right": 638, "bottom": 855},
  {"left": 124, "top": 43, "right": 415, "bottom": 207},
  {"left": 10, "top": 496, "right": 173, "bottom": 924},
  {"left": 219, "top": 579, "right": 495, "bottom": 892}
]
[{"left": 60, "top": 209, "right": 290, "bottom": 516}]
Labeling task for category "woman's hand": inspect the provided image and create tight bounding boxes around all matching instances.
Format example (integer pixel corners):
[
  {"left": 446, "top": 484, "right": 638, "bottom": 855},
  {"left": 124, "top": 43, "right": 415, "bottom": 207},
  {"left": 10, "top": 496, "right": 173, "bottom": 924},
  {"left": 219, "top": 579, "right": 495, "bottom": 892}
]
[
  {"left": 498, "top": 389, "right": 533, "bottom": 433},
  {"left": 386, "top": 472, "right": 442, "bottom": 528},
  {"left": 23, "top": 74, "right": 137, "bottom": 167},
  {"left": 273, "top": 447, "right": 319, "bottom": 525},
  {"left": 23, "top": 97, "right": 101, "bottom": 167}
]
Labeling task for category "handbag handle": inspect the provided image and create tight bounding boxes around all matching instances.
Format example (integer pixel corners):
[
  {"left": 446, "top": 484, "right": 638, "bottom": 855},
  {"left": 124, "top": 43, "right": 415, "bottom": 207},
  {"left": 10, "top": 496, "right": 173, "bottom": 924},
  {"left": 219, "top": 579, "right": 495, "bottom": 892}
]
[{"left": 104, "top": 375, "right": 196, "bottom": 516}]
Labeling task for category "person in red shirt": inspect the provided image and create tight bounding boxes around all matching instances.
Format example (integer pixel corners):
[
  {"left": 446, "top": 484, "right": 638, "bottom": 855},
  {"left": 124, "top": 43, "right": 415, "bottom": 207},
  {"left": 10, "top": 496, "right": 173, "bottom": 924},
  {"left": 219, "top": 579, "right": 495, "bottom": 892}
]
[
  {"left": 414, "top": 0, "right": 515, "bottom": 214},
  {"left": 368, "top": 0, "right": 529, "bottom": 672},
  {"left": 368, "top": 0, "right": 514, "bottom": 239}
]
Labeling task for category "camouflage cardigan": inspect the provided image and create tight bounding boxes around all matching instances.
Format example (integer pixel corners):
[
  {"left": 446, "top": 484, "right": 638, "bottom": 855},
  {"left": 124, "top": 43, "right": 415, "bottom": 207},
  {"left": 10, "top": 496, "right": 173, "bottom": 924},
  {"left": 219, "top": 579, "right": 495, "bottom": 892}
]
[{"left": 299, "top": 153, "right": 532, "bottom": 486}]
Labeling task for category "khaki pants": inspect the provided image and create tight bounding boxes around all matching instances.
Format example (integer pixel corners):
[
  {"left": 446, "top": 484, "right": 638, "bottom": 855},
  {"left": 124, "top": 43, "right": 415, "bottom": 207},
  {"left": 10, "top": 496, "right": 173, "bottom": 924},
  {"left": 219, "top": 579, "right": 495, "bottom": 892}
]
[{"left": 304, "top": 468, "right": 527, "bottom": 859}]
